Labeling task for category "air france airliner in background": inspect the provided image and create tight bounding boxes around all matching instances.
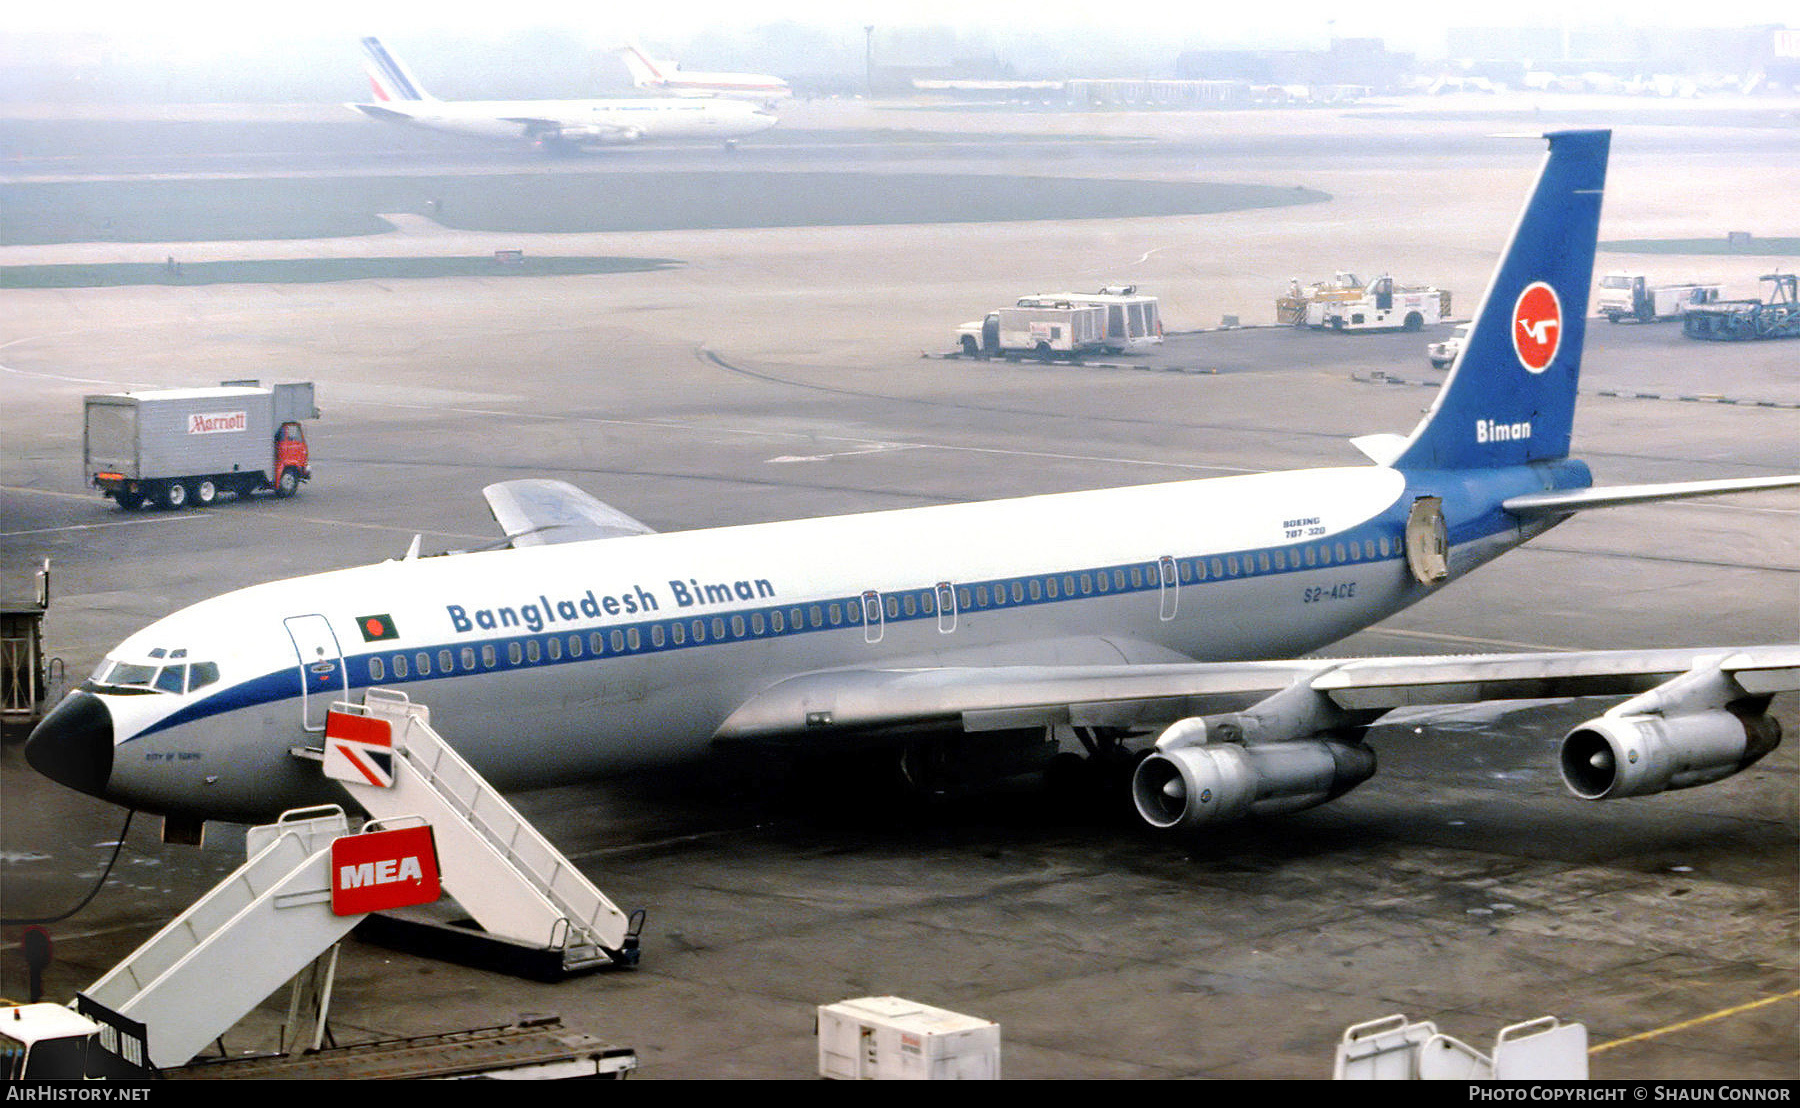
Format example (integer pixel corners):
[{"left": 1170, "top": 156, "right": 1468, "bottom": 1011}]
[
  {"left": 349, "top": 37, "right": 778, "bottom": 152},
  {"left": 618, "top": 40, "right": 793, "bottom": 105},
  {"left": 26, "top": 131, "right": 1800, "bottom": 842}
]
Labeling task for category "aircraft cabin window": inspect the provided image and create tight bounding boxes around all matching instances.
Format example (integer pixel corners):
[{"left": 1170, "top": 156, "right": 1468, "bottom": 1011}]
[
  {"left": 1305, "top": 546, "right": 1318, "bottom": 567},
  {"left": 439, "top": 649, "right": 453, "bottom": 672},
  {"left": 627, "top": 628, "right": 641, "bottom": 650},
  {"left": 393, "top": 655, "right": 409, "bottom": 679},
  {"left": 1080, "top": 574, "right": 1093, "bottom": 594},
  {"left": 752, "top": 612, "right": 766, "bottom": 634},
  {"left": 1273, "top": 550, "right": 1286, "bottom": 571},
  {"left": 713, "top": 617, "right": 727, "bottom": 639},
  {"left": 1365, "top": 540, "right": 1378, "bottom": 560},
  {"left": 731, "top": 615, "right": 746, "bottom": 638},
  {"left": 1029, "top": 579, "right": 1042, "bottom": 601},
  {"left": 649, "top": 626, "right": 664, "bottom": 648},
  {"left": 462, "top": 647, "right": 476, "bottom": 670},
  {"left": 611, "top": 630, "right": 625, "bottom": 652},
  {"left": 548, "top": 636, "right": 564, "bottom": 659},
  {"left": 1335, "top": 543, "right": 1348, "bottom": 562},
  {"left": 1012, "top": 582, "right": 1025, "bottom": 603},
  {"left": 1113, "top": 569, "right": 1128, "bottom": 590},
  {"left": 508, "top": 643, "right": 523, "bottom": 665},
  {"left": 828, "top": 604, "right": 843, "bottom": 626},
  {"left": 691, "top": 620, "right": 706, "bottom": 643},
  {"left": 1259, "top": 553, "right": 1272, "bottom": 573},
  {"left": 568, "top": 635, "right": 582, "bottom": 658},
  {"left": 416, "top": 653, "right": 431, "bottom": 676},
  {"left": 483, "top": 645, "right": 497, "bottom": 668},
  {"left": 369, "top": 658, "right": 385, "bottom": 682},
  {"left": 772, "top": 610, "right": 785, "bottom": 633},
  {"left": 1045, "top": 578, "right": 1058, "bottom": 599},
  {"left": 810, "top": 605, "right": 824, "bottom": 628},
  {"left": 672, "top": 622, "right": 687, "bottom": 645},
  {"left": 919, "top": 592, "right": 933, "bottom": 615}
]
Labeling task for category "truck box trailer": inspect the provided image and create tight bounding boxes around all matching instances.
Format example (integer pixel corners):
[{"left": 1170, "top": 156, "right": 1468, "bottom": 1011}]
[
  {"left": 84, "top": 381, "right": 318, "bottom": 510},
  {"left": 957, "top": 303, "right": 1106, "bottom": 361},
  {"left": 1015, "top": 287, "right": 1162, "bottom": 352},
  {"left": 1596, "top": 272, "right": 1721, "bottom": 322}
]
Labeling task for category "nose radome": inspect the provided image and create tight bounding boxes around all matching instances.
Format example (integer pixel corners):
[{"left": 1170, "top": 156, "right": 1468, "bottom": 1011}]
[{"left": 25, "top": 691, "right": 115, "bottom": 801}]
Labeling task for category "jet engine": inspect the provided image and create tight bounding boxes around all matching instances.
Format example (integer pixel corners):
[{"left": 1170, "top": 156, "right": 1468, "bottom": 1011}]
[
  {"left": 1131, "top": 716, "right": 1376, "bottom": 831},
  {"left": 538, "top": 126, "right": 642, "bottom": 150},
  {"left": 1559, "top": 706, "right": 1780, "bottom": 800}
]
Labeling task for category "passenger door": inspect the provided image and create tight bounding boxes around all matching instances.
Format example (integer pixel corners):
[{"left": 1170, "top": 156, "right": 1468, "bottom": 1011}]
[{"left": 284, "top": 614, "right": 346, "bottom": 731}]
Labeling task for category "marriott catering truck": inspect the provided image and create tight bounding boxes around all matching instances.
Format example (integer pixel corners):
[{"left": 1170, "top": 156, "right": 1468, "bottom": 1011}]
[{"left": 84, "top": 381, "right": 318, "bottom": 510}]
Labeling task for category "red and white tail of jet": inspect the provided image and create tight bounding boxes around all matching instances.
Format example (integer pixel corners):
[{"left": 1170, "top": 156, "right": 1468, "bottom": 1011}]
[{"left": 619, "top": 41, "right": 791, "bottom": 102}]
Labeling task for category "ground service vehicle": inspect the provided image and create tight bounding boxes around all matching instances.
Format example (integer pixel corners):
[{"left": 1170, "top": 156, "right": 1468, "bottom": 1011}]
[
  {"left": 1306, "top": 275, "right": 1449, "bottom": 332},
  {"left": 1427, "top": 323, "right": 1471, "bottom": 369},
  {"left": 1595, "top": 272, "right": 1721, "bottom": 322},
  {"left": 1682, "top": 272, "right": 1800, "bottom": 341},
  {"left": 85, "top": 382, "right": 318, "bottom": 510},
  {"left": 957, "top": 303, "right": 1107, "bottom": 361},
  {"left": 1015, "top": 287, "right": 1162, "bottom": 352}
]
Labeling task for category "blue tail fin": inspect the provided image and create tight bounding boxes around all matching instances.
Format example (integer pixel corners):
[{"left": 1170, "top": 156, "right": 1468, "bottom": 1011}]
[{"left": 1391, "top": 130, "right": 1609, "bottom": 471}]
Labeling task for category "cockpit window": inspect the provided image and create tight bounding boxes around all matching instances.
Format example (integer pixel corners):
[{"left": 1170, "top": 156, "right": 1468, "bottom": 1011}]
[
  {"left": 89, "top": 656, "right": 220, "bottom": 695},
  {"left": 98, "top": 661, "right": 157, "bottom": 687}
]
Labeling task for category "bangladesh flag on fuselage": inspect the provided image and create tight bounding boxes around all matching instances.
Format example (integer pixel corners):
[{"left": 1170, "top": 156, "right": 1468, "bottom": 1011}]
[{"left": 357, "top": 613, "right": 399, "bottom": 642}]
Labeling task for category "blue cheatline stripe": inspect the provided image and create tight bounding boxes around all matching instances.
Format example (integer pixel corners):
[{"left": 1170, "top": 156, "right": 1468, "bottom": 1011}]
[{"left": 124, "top": 504, "right": 1497, "bottom": 744}]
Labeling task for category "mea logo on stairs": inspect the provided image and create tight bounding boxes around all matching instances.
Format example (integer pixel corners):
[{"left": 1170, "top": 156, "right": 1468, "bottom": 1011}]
[{"left": 331, "top": 825, "right": 443, "bottom": 915}]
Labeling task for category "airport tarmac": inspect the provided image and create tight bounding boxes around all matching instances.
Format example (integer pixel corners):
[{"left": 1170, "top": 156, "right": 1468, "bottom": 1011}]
[{"left": 1, "top": 98, "right": 1796, "bottom": 1080}]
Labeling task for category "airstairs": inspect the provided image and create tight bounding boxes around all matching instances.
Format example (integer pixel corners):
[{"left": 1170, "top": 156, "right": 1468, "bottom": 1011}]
[
  {"left": 72, "top": 688, "right": 641, "bottom": 1070},
  {"left": 321, "top": 688, "right": 639, "bottom": 977},
  {"left": 82, "top": 808, "right": 364, "bottom": 1069},
  {"left": 1333, "top": 1013, "right": 1589, "bottom": 1080}
]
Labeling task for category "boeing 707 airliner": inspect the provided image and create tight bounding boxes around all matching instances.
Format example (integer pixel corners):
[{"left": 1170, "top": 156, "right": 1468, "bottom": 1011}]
[
  {"left": 26, "top": 130, "right": 1800, "bottom": 843},
  {"left": 349, "top": 37, "right": 778, "bottom": 151}
]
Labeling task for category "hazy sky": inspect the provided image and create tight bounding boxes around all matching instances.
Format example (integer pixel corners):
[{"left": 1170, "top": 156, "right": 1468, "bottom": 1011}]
[{"left": 13, "top": 0, "right": 1795, "bottom": 50}]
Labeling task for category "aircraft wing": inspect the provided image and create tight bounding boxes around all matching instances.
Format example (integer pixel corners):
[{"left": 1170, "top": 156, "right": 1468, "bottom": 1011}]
[
  {"left": 482, "top": 479, "right": 656, "bottom": 548},
  {"left": 714, "top": 645, "right": 1800, "bottom": 742}
]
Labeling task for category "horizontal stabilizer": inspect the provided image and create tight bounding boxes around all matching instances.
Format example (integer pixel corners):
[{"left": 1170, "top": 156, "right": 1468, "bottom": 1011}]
[
  {"left": 1503, "top": 475, "right": 1800, "bottom": 518},
  {"left": 348, "top": 103, "right": 417, "bottom": 124},
  {"left": 482, "top": 479, "right": 656, "bottom": 548}
]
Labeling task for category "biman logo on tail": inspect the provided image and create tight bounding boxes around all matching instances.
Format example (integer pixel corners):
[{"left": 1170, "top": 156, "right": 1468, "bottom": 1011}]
[{"left": 1512, "top": 281, "right": 1563, "bottom": 373}]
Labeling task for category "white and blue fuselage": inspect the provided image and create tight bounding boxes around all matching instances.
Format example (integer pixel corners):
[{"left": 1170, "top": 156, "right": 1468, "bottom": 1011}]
[{"left": 46, "top": 457, "right": 1583, "bottom": 823}]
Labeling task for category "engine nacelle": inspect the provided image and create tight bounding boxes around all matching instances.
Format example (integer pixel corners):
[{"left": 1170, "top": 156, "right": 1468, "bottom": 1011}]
[
  {"left": 553, "top": 126, "right": 642, "bottom": 147},
  {"left": 1559, "top": 709, "right": 1781, "bottom": 800},
  {"left": 1131, "top": 735, "right": 1376, "bottom": 831}
]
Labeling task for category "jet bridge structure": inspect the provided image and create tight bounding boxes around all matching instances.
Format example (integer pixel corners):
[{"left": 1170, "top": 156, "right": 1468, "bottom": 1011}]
[{"left": 61, "top": 688, "right": 641, "bottom": 1073}]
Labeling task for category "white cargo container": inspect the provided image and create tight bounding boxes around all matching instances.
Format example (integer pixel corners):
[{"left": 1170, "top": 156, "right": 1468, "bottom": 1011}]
[
  {"left": 84, "top": 381, "right": 318, "bottom": 510},
  {"left": 817, "top": 996, "right": 1000, "bottom": 1080}
]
